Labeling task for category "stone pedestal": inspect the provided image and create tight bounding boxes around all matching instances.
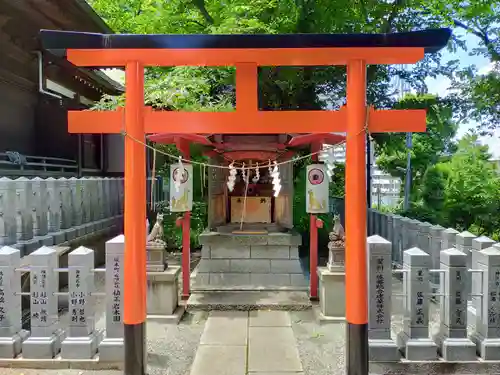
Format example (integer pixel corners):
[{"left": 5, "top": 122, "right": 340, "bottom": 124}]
[
  {"left": 147, "top": 266, "right": 183, "bottom": 323},
  {"left": 0, "top": 246, "right": 29, "bottom": 358},
  {"left": 471, "top": 246, "right": 500, "bottom": 360},
  {"left": 367, "top": 236, "right": 399, "bottom": 362},
  {"left": 317, "top": 267, "right": 345, "bottom": 321},
  {"left": 61, "top": 247, "right": 103, "bottom": 359},
  {"left": 99, "top": 235, "right": 124, "bottom": 362},
  {"left": 436, "top": 248, "right": 476, "bottom": 361},
  {"left": 396, "top": 248, "right": 438, "bottom": 360},
  {"left": 23, "top": 247, "right": 65, "bottom": 359},
  {"left": 327, "top": 247, "right": 344, "bottom": 271},
  {"left": 146, "top": 243, "right": 167, "bottom": 272}
]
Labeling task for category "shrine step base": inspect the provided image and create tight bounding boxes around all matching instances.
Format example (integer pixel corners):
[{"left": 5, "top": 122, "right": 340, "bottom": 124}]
[
  {"left": 0, "top": 356, "right": 122, "bottom": 370},
  {"left": 370, "top": 361, "right": 500, "bottom": 375},
  {"left": 186, "top": 291, "right": 312, "bottom": 311}
]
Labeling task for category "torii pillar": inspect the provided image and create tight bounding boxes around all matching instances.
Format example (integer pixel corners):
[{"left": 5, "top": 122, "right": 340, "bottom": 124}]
[{"left": 39, "top": 27, "right": 451, "bottom": 375}]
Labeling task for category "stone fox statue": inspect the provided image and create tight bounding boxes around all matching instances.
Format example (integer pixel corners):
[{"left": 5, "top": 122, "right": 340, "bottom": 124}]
[{"left": 147, "top": 212, "right": 165, "bottom": 243}]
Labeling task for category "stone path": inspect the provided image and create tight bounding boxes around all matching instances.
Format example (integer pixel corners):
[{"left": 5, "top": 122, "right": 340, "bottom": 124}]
[{"left": 190, "top": 310, "right": 304, "bottom": 375}]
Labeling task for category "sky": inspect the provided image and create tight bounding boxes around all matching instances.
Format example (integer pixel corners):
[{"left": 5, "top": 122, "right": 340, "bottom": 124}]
[{"left": 424, "top": 31, "right": 499, "bottom": 158}]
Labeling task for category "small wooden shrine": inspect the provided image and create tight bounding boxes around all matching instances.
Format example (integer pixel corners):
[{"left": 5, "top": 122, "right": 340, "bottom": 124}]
[
  {"left": 149, "top": 133, "right": 344, "bottom": 232},
  {"left": 149, "top": 132, "right": 344, "bottom": 291}
]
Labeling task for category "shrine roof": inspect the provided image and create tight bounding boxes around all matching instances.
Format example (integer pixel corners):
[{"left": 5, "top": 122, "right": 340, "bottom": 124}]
[{"left": 39, "top": 28, "right": 451, "bottom": 54}]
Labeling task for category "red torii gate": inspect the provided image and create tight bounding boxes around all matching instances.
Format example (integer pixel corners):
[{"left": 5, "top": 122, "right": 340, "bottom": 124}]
[{"left": 40, "top": 28, "right": 451, "bottom": 375}]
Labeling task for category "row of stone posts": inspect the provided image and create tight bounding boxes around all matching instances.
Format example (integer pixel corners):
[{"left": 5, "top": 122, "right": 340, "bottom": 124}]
[
  {"left": 0, "top": 177, "right": 124, "bottom": 256},
  {"left": 367, "top": 235, "right": 500, "bottom": 362},
  {"left": 0, "top": 240, "right": 124, "bottom": 360},
  {"left": 0, "top": 233, "right": 181, "bottom": 362}
]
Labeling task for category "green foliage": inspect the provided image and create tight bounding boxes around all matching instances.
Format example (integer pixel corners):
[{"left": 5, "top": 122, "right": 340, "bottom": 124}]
[
  {"left": 375, "top": 94, "right": 458, "bottom": 188},
  {"left": 443, "top": 134, "right": 500, "bottom": 234},
  {"left": 402, "top": 134, "right": 500, "bottom": 237},
  {"left": 156, "top": 201, "right": 208, "bottom": 250}
]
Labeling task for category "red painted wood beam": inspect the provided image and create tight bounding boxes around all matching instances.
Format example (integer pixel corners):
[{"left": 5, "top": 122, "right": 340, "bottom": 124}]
[
  {"left": 288, "top": 133, "right": 345, "bottom": 147},
  {"left": 148, "top": 133, "right": 212, "bottom": 146}
]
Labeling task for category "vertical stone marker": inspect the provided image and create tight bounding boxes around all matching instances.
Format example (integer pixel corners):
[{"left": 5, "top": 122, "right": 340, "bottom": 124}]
[
  {"left": 391, "top": 215, "right": 402, "bottom": 265},
  {"left": 469, "top": 236, "right": 496, "bottom": 323},
  {"left": 0, "top": 178, "right": 16, "bottom": 247},
  {"left": 396, "top": 247, "right": 438, "bottom": 360},
  {"left": 367, "top": 235, "right": 399, "bottom": 362},
  {"left": 31, "top": 178, "right": 53, "bottom": 247},
  {"left": 428, "top": 225, "right": 444, "bottom": 294},
  {"left": 456, "top": 231, "right": 476, "bottom": 277},
  {"left": 436, "top": 248, "right": 476, "bottom": 360},
  {"left": 61, "top": 247, "right": 103, "bottom": 359},
  {"left": 400, "top": 217, "right": 411, "bottom": 251},
  {"left": 441, "top": 228, "right": 459, "bottom": 250},
  {"left": 472, "top": 246, "right": 500, "bottom": 360},
  {"left": 0, "top": 246, "right": 29, "bottom": 357},
  {"left": 46, "top": 178, "right": 65, "bottom": 244},
  {"left": 99, "top": 235, "right": 124, "bottom": 361},
  {"left": 14, "top": 177, "right": 39, "bottom": 255},
  {"left": 22, "top": 246, "right": 65, "bottom": 358},
  {"left": 417, "top": 222, "right": 432, "bottom": 255}
]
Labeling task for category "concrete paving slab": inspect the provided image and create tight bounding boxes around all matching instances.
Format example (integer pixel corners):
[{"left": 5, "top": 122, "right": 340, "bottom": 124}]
[
  {"left": 249, "top": 327, "right": 295, "bottom": 344},
  {"left": 200, "top": 312, "right": 248, "bottom": 346},
  {"left": 249, "top": 310, "right": 292, "bottom": 327},
  {"left": 248, "top": 340, "right": 303, "bottom": 372},
  {"left": 248, "top": 326, "right": 303, "bottom": 372},
  {"left": 248, "top": 373, "right": 304, "bottom": 375},
  {"left": 189, "top": 345, "right": 246, "bottom": 375}
]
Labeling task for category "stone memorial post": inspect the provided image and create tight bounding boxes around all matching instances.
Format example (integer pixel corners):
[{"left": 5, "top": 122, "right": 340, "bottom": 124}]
[
  {"left": 472, "top": 246, "right": 500, "bottom": 360},
  {"left": 69, "top": 177, "right": 85, "bottom": 238},
  {"left": 87, "top": 178, "right": 98, "bottom": 229},
  {"left": 367, "top": 235, "right": 399, "bottom": 361},
  {"left": 61, "top": 247, "right": 102, "bottom": 359},
  {"left": 441, "top": 228, "right": 459, "bottom": 250},
  {"left": 417, "top": 222, "right": 432, "bottom": 255},
  {"left": 22, "top": 247, "right": 65, "bottom": 358},
  {"left": 470, "top": 236, "right": 496, "bottom": 322},
  {"left": 0, "top": 246, "right": 29, "bottom": 358},
  {"left": 396, "top": 247, "right": 438, "bottom": 360},
  {"left": 59, "top": 178, "right": 76, "bottom": 241},
  {"left": 31, "top": 178, "right": 53, "bottom": 247},
  {"left": 386, "top": 215, "right": 393, "bottom": 254},
  {"left": 0, "top": 178, "right": 16, "bottom": 247},
  {"left": 428, "top": 225, "right": 444, "bottom": 294},
  {"left": 103, "top": 178, "right": 113, "bottom": 226},
  {"left": 99, "top": 235, "right": 124, "bottom": 361},
  {"left": 437, "top": 248, "right": 475, "bottom": 360},
  {"left": 400, "top": 217, "right": 411, "bottom": 252},
  {"left": 391, "top": 215, "right": 402, "bottom": 266},
  {"left": 14, "top": 177, "right": 39, "bottom": 255},
  {"left": 80, "top": 177, "right": 92, "bottom": 234},
  {"left": 407, "top": 219, "right": 420, "bottom": 249},
  {"left": 46, "top": 178, "right": 64, "bottom": 244},
  {"left": 96, "top": 178, "right": 106, "bottom": 229},
  {"left": 118, "top": 178, "right": 124, "bottom": 215},
  {"left": 456, "top": 231, "right": 476, "bottom": 278}
]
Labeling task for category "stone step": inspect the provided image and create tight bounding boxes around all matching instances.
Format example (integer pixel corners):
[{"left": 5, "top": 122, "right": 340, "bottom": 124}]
[{"left": 186, "top": 291, "right": 312, "bottom": 311}]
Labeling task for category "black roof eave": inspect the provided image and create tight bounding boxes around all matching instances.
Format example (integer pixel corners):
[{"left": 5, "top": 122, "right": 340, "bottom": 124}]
[{"left": 39, "top": 28, "right": 452, "bottom": 55}]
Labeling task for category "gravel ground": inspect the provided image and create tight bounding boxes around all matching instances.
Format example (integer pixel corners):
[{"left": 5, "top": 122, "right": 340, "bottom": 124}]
[{"left": 291, "top": 309, "right": 346, "bottom": 375}]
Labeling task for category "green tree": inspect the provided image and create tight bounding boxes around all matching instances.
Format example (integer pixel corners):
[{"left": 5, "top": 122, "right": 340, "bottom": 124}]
[
  {"left": 443, "top": 134, "right": 500, "bottom": 234},
  {"left": 374, "top": 94, "right": 458, "bottom": 191},
  {"left": 421, "top": 0, "right": 500, "bottom": 134}
]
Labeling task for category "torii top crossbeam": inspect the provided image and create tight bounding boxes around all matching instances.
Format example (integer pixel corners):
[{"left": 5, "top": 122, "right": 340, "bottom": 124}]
[{"left": 39, "top": 27, "right": 451, "bottom": 375}]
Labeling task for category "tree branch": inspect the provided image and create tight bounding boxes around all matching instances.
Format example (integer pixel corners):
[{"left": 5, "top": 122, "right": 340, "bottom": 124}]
[
  {"left": 453, "top": 19, "right": 500, "bottom": 61},
  {"left": 381, "top": 0, "right": 405, "bottom": 34},
  {"left": 192, "top": 0, "right": 214, "bottom": 25}
]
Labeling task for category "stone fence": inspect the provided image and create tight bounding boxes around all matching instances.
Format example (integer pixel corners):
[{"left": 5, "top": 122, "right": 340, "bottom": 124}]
[
  {"left": 0, "top": 235, "right": 181, "bottom": 365},
  {"left": 319, "top": 234, "right": 500, "bottom": 364},
  {"left": 0, "top": 177, "right": 125, "bottom": 256}
]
